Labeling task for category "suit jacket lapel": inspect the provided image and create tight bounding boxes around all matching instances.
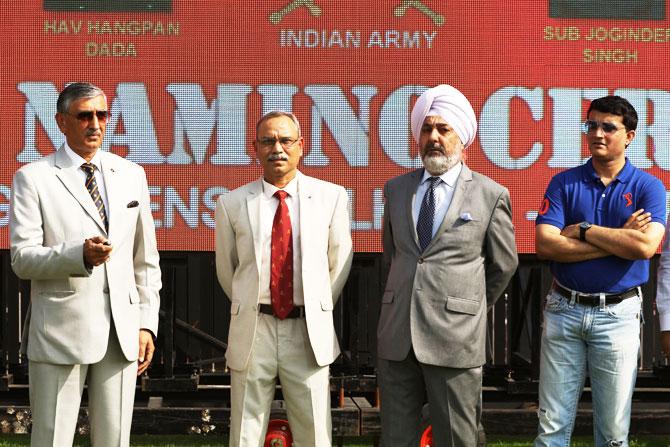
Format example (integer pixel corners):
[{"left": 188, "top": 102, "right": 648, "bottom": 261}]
[
  {"left": 100, "top": 152, "right": 118, "bottom": 239},
  {"left": 297, "top": 173, "right": 311, "bottom": 260},
  {"left": 428, "top": 164, "right": 473, "bottom": 251},
  {"left": 406, "top": 169, "right": 423, "bottom": 250},
  {"left": 54, "top": 146, "right": 107, "bottom": 234},
  {"left": 246, "top": 179, "right": 263, "bottom": 276}
]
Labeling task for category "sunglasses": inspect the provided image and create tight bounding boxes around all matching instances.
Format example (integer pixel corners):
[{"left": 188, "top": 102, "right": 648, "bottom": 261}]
[
  {"left": 68, "top": 110, "right": 109, "bottom": 122},
  {"left": 581, "top": 120, "right": 624, "bottom": 135}
]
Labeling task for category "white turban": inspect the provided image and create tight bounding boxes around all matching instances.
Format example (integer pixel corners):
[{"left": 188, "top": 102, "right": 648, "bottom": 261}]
[{"left": 410, "top": 84, "right": 477, "bottom": 148}]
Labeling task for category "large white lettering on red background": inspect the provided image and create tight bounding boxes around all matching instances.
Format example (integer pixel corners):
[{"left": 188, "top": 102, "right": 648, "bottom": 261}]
[
  {"left": 6, "top": 82, "right": 669, "bottom": 242},
  {"left": 16, "top": 82, "right": 670, "bottom": 171}
]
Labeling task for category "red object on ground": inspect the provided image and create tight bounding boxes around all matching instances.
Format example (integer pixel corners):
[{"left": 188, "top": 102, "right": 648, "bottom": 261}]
[
  {"left": 264, "top": 419, "right": 293, "bottom": 447},
  {"left": 420, "top": 425, "right": 433, "bottom": 447}
]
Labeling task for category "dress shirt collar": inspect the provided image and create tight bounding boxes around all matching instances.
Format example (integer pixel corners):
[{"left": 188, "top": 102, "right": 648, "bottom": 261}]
[
  {"left": 262, "top": 173, "right": 299, "bottom": 199},
  {"left": 421, "top": 162, "right": 463, "bottom": 188},
  {"left": 63, "top": 142, "right": 103, "bottom": 171}
]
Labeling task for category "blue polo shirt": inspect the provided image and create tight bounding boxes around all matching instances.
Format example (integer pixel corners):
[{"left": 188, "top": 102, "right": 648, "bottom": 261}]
[{"left": 536, "top": 158, "right": 666, "bottom": 293}]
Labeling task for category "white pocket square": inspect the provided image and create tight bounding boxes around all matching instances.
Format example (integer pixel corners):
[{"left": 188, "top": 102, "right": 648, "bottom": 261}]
[{"left": 460, "top": 212, "right": 473, "bottom": 221}]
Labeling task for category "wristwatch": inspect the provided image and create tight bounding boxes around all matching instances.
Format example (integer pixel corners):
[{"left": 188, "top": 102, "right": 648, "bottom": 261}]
[{"left": 579, "top": 221, "right": 592, "bottom": 241}]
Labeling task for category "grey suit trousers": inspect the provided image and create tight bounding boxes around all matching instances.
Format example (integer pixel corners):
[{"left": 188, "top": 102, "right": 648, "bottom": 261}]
[{"left": 378, "top": 350, "right": 482, "bottom": 447}]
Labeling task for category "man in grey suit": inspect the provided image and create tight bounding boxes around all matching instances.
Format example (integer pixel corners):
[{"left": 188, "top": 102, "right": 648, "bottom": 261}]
[
  {"left": 9, "top": 82, "right": 161, "bottom": 446},
  {"left": 378, "top": 84, "right": 518, "bottom": 446}
]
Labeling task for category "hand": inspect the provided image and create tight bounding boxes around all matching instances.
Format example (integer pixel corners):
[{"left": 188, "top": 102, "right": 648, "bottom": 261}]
[
  {"left": 83, "top": 236, "right": 112, "bottom": 267},
  {"left": 137, "top": 329, "right": 155, "bottom": 376},
  {"left": 560, "top": 223, "right": 580, "bottom": 240},
  {"left": 622, "top": 209, "right": 651, "bottom": 232}
]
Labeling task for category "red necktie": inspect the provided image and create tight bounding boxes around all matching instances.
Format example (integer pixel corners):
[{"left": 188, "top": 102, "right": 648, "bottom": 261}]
[{"left": 271, "top": 190, "right": 294, "bottom": 319}]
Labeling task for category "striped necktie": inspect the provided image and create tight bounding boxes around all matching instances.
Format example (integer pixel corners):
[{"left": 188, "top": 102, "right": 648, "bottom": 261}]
[{"left": 81, "top": 163, "right": 108, "bottom": 231}]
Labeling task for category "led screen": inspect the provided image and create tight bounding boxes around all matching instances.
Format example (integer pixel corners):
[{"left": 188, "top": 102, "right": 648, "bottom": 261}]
[{"left": 2, "top": 1, "right": 669, "bottom": 252}]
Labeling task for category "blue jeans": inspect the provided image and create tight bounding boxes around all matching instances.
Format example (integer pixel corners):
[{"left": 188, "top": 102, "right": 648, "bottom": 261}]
[{"left": 534, "top": 289, "right": 642, "bottom": 447}]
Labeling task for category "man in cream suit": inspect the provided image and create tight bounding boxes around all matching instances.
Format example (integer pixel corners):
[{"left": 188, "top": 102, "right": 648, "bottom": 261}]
[
  {"left": 215, "top": 111, "right": 353, "bottom": 446},
  {"left": 378, "top": 85, "right": 518, "bottom": 446},
  {"left": 9, "top": 82, "right": 161, "bottom": 446}
]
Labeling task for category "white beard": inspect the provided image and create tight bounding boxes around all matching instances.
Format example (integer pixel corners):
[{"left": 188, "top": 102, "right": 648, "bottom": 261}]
[{"left": 422, "top": 151, "right": 461, "bottom": 175}]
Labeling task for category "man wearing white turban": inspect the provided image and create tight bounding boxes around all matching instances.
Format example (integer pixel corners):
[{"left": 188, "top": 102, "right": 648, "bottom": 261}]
[{"left": 378, "top": 85, "right": 518, "bottom": 446}]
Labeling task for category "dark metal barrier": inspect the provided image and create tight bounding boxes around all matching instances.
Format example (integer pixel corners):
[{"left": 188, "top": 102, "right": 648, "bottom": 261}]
[{"left": 1, "top": 250, "right": 669, "bottom": 392}]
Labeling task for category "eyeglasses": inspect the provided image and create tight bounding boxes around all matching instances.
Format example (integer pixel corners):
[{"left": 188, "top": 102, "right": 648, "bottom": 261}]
[
  {"left": 582, "top": 120, "right": 624, "bottom": 135},
  {"left": 257, "top": 137, "right": 299, "bottom": 149},
  {"left": 67, "top": 110, "right": 109, "bottom": 122}
]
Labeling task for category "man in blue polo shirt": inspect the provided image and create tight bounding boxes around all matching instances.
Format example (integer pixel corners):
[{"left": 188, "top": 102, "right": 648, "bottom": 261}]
[{"left": 534, "top": 95, "right": 666, "bottom": 447}]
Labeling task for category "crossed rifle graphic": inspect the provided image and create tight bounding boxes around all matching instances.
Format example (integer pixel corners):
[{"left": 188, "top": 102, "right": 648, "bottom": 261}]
[{"left": 269, "top": 0, "right": 445, "bottom": 26}]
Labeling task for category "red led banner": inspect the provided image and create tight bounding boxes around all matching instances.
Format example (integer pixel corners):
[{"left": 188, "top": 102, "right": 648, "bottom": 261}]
[{"left": 1, "top": 1, "right": 669, "bottom": 252}]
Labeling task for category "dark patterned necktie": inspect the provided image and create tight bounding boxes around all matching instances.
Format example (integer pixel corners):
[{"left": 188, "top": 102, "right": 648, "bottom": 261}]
[
  {"left": 416, "top": 177, "right": 440, "bottom": 252},
  {"left": 270, "top": 190, "right": 294, "bottom": 320},
  {"left": 81, "top": 163, "right": 108, "bottom": 231}
]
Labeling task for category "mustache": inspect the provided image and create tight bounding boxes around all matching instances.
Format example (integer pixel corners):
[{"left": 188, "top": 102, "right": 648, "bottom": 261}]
[
  {"left": 423, "top": 142, "right": 446, "bottom": 154},
  {"left": 268, "top": 153, "right": 289, "bottom": 161},
  {"left": 85, "top": 129, "right": 101, "bottom": 137}
]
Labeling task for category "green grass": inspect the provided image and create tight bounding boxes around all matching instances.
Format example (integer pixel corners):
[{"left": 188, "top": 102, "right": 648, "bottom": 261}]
[
  {"left": 0, "top": 435, "right": 228, "bottom": 447},
  {"left": 487, "top": 437, "right": 670, "bottom": 447},
  {"left": 0, "top": 435, "right": 668, "bottom": 446}
]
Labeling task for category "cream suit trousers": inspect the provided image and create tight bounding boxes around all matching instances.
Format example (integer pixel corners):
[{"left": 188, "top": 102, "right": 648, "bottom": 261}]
[
  {"left": 229, "top": 313, "right": 331, "bottom": 447},
  {"left": 29, "top": 327, "right": 137, "bottom": 447}
]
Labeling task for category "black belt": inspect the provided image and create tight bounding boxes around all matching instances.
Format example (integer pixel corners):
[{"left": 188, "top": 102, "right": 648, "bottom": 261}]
[
  {"left": 258, "top": 304, "right": 306, "bottom": 319},
  {"left": 553, "top": 283, "right": 639, "bottom": 306}
]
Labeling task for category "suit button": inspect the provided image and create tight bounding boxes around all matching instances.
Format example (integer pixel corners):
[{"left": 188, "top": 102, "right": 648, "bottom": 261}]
[
  {"left": 418, "top": 257, "right": 424, "bottom": 264},
  {"left": 103, "top": 288, "right": 110, "bottom": 294}
]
